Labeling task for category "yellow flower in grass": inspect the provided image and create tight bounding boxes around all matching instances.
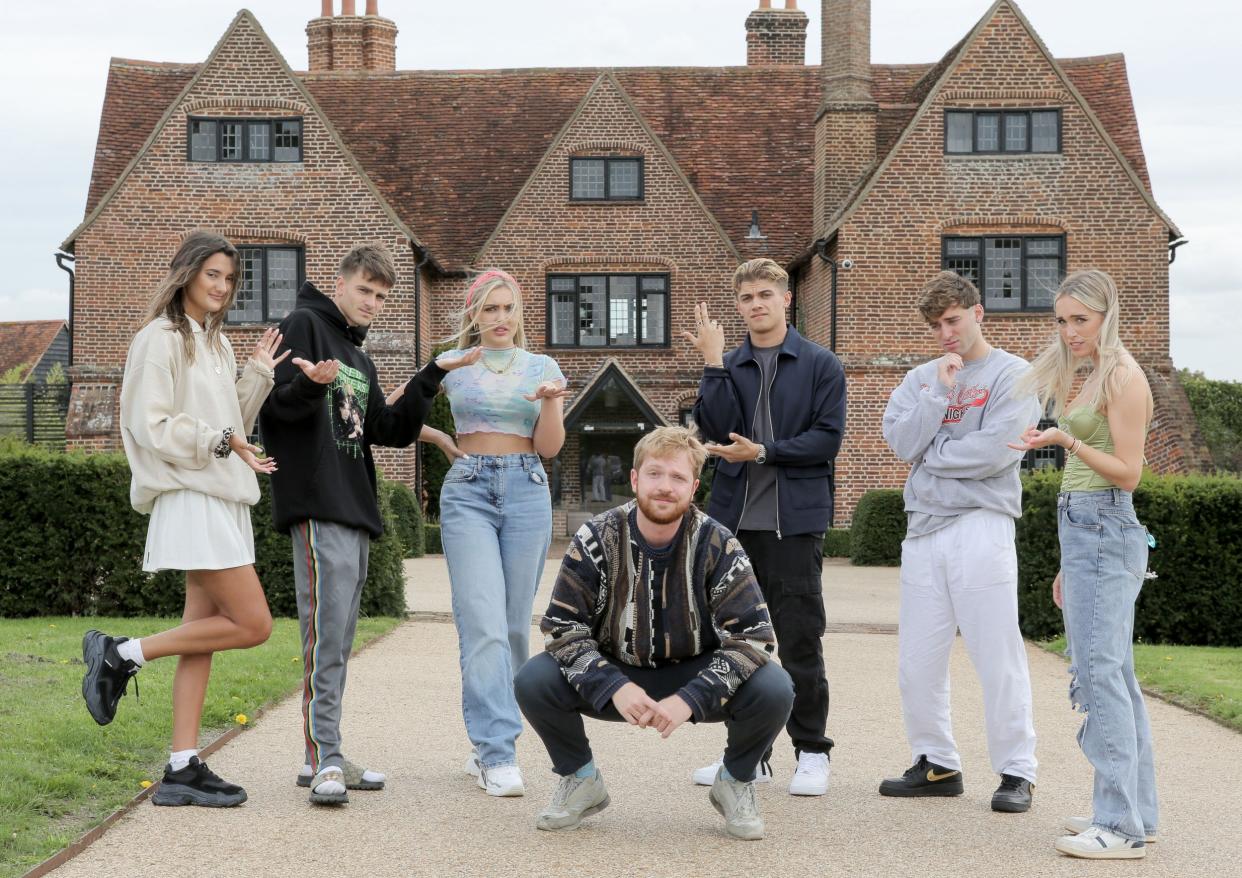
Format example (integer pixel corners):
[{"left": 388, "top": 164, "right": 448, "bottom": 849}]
[
  {"left": 235, "top": 713, "right": 249, "bottom": 725},
  {"left": 140, "top": 780, "right": 153, "bottom": 789}
]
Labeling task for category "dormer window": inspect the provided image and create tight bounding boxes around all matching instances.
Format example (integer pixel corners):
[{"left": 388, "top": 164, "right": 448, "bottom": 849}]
[
  {"left": 944, "top": 109, "right": 1060, "bottom": 155},
  {"left": 188, "top": 118, "right": 303, "bottom": 163},
  {"left": 570, "top": 157, "right": 643, "bottom": 201}
]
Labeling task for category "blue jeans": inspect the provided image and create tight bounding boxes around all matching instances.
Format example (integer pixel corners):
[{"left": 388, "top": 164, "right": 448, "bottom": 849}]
[
  {"left": 441, "top": 453, "right": 552, "bottom": 768},
  {"left": 1058, "top": 488, "right": 1158, "bottom": 841}
]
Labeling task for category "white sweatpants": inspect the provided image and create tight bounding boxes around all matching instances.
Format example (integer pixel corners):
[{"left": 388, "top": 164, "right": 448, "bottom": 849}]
[{"left": 897, "top": 509, "right": 1037, "bottom": 782}]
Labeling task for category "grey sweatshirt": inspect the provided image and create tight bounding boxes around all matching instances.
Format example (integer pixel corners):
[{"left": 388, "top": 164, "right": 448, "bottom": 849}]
[{"left": 882, "top": 348, "right": 1040, "bottom": 537}]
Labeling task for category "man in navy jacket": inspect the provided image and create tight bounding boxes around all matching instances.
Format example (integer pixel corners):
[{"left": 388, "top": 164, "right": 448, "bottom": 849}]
[{"left": 684, "top": 258, "right": 846, "bottom": 797}]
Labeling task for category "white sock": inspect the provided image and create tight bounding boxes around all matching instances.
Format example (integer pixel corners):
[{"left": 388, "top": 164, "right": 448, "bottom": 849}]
[
  {"left": 117, "top": 638, "right": 146, "bottom": 667},
  {"left": 169, "top": 749, "right": 197, "bottom": 772}
]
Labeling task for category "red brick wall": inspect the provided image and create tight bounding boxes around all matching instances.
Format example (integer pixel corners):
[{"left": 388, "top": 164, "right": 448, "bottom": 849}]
[
  {"left": 808, "top": 4, "right": 1206, "bottom": 523},
  {"left": 745, "top": 8, "right": 809, "bottom": 67},
  {"left": 68, "top": 13, "right": 418, "bottom": 482}
]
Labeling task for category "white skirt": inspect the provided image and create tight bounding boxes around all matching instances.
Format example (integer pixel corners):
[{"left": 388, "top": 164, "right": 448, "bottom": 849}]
[{"left": 143, "top": 489, "right": 256, "bottom": 573}]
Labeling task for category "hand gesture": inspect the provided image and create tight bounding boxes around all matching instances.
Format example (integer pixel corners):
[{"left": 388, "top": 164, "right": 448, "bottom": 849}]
[
  {"left": 251, "top": 328, "right": 291, "bottom": 372},
  {"left": 650, "top": 694, "right": 693, "bottom": 739},
  {"left": 292, "top": 357, "right": 340, "bottom": 385},
  {"left": 681, "top": 302, "right": 726, "bottom": 365},
  {"left": 229, "top": 431, "right": 277, "bottom": 475},
  {"left": 936, "top": 353, "right": 964, "bottom": 390},
  {"left": 436, "top": 347, "right": 484, "bottom": 372},
  {"left": 1008, "top": 424, "right": 1068, "bottom": 452},
  {"left": 611, "top": 682, "right": 665, "bottom": 728},
  {"left": 422, "top": 426, "right": 469, "bottom": 463},
  {"left": 1052, "top": 570, "right": 1064, "bottom": 609},
  {"left": 523, "top": 380, "right": 570, "bottom": 402},
  {"left": 705, "top": 432, "right": 763, "bottom": 463}
]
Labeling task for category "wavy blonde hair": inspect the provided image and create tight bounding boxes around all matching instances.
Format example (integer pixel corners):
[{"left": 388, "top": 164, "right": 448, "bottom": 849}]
[
  {"left": 446, "top": 269, "right": 527, "bottom": 350},
  {"left": 141, "top": 230, "right": 240, "bottom": 363},
  {"left": 1014, "top": 269, "right": 1143, "bottom": 417}
]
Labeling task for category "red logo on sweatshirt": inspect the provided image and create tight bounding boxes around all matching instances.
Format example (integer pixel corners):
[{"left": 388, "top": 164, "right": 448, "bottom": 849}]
[{"left": 942, "top": 384, "right": 990, "bottom": 425}]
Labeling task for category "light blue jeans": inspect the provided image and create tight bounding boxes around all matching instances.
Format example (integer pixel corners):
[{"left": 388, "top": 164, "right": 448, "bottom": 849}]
[
  {"left": 441, "top": 453, "right": 552, "bottom": 768},
  {"left": 1058, "top": 488, "right": 1158, "bottom": 841}
]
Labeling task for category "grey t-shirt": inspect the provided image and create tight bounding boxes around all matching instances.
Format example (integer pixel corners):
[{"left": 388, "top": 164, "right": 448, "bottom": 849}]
[{"left": 738, "top": 345, "right": 780, "bottom": 532}]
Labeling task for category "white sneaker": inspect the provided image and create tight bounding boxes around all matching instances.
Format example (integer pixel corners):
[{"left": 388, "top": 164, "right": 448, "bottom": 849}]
[
  {"left": 478, "top": 763, "right": 525, "bottom": 797},
  {"left": 788, "top": 751, "right": 830, "bottom": 796},
  {"left": 691, "top": 754, "right": 773, "bottom": 787},
  {"left": 1055, "top": 826, "right": 1146, "bottom": 859},
  {"left": 464, "top": 749, "right": 481, "bottom": 777},
  {"left": 1065, "top": 816, "right": 1156, "bottom": 844}
]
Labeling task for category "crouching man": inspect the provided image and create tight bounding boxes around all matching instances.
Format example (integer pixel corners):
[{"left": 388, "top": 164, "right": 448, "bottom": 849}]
[{"left": 515, "top": 426, "right": 793, "bottom": 840}]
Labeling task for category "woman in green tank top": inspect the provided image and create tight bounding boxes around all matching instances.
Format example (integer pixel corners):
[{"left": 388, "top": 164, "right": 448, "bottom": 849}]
[{"left": 1008, "top": 269, "right": 1158, "bottom": 860}]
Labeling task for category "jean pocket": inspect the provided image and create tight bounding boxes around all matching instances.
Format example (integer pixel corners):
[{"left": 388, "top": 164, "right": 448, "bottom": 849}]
[
  {"left": 1121, "top": 524, "right": 1149, "bottom": 581},
  {"left": 1062, "top": 503, "right": 1102, "bottom": 531},
  {"left": 443, "top": 461, "right": 477, "bottom": 484}
]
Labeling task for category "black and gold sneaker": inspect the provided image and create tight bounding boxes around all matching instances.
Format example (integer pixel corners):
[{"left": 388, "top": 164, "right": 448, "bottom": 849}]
[{"left": 879, "top": 755, "right": 964, "bottom": 797}]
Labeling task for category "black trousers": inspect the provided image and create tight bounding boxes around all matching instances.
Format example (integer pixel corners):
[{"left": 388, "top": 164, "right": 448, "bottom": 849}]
[
  {"left": 738, "top": 530, "right": 834, "bottom": 756},
  {"left": 515, "top": 651, "right": 793, "bottom": 783}
]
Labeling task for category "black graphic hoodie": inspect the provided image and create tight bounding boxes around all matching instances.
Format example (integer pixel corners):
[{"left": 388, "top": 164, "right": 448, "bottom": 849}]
[{"left": 259, "top": 282, "right": 445, "bottom": 537}]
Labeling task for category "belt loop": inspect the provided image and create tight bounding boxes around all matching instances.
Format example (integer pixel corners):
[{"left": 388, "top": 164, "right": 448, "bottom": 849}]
[{"left": 1111, "top": 487, "right": 1122, "bottom": 505}]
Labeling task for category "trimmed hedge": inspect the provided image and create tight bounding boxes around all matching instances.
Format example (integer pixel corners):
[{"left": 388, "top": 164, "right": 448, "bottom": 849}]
[
  {"left": 823, "top": 528, "right": 851, "bottom": 558},
  {"left": 424, "top": 521, "right": 443, "bottom": 555},
  {"left": 0, "top": 442, "right": 406, "bottom": 618},
  {"left": 849, "top": 489, "right": 906, "bottom": 565},
  {"left": 1016, "top": 469, "right": 1242, "bottom": 645},
  {"left": 1180, "top": 369, "right": 1242, "bottom": 472},
  {"left": 420, "top": 383, "right": 455, "bottom": 520},
  {"left": 384, "top": 479, "right": 425, "bottom": 558}
]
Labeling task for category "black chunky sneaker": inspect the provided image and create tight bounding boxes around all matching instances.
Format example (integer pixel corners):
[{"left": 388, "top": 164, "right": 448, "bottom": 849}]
[
  {"left": 81, "top": 629, "right": 140, "bottom": 726},
  {"left": 991, "top": 774, "right": 1033, "bottom": 812},
  {"left": 151, "top": 757, "right": 247, "bottom": 807},
  {"left": 879, "top": 755, "right": 964, "bottom": 797}
]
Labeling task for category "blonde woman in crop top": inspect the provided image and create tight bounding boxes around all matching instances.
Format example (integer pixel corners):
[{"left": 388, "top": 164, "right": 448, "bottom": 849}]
[
  {"left": 436, "top": 269, "right": 567, "bottom": 797},
  {"left": 1009, "top": 269, "right": 1157, "bottom": 859}
]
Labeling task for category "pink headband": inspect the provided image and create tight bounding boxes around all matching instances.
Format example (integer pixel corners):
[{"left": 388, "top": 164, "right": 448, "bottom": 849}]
[{"left": 465, "top": 269, "right": 520, "bottom": 309}]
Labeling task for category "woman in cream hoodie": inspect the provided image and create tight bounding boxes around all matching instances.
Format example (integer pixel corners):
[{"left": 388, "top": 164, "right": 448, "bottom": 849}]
[{"left": 81, "top": 230, "right": 291, "bottom": 808}]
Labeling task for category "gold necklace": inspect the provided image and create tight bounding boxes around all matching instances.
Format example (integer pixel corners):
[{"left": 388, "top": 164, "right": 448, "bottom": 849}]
[{"left": 480, "top": 347, "right": 520, "bottom": 375}]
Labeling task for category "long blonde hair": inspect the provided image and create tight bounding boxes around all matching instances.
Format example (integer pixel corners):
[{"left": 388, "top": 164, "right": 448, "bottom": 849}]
[
  {"left": 1015, "top": 269, "right": 1139, "bottom": 417},
  {"left": 446, "top": 269, "right": 527, "bottom": 350},
  {"left": 142, "top": 230, "right": 240, "bottom": 362}
]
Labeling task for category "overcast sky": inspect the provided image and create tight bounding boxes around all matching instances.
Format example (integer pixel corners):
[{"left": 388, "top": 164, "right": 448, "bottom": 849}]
[{"left": 1, "top": 0, "right": 1237, "bottom": 379}]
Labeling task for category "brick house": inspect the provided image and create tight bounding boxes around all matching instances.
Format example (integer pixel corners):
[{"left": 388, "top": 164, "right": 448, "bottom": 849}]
[{"left": 59, "top": 0, "right": 1209, "bottom": 532}]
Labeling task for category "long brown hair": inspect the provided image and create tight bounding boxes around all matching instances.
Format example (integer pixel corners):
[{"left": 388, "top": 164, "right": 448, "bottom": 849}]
[{"left": 141, "top": 230, "right": 241, "bottom": 362}]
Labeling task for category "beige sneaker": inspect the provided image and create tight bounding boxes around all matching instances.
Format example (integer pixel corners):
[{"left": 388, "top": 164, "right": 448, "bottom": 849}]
[
  {"left": 536, "top": 770, "right": 610, "bottom": 830},
  {"left": 709, "top": 767, "right": 764, "bottom": 840}
]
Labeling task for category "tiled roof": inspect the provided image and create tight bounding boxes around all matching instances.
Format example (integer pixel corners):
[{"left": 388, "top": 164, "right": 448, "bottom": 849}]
[
  {"left": 0, "top": 321, "right": 66, "bottom": 378},
  {"left": 82, "top": 53, "right": 1152, "bottom": 269}
]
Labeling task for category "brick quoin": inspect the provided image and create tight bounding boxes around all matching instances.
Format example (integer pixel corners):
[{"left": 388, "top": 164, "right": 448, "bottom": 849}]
[{"left": 61, "top": 1, "right": 1209, "bottom": 534}]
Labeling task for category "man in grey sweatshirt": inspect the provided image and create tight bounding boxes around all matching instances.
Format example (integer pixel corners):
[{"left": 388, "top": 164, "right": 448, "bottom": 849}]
[{"left": 879, "top": 271, "right": 1041, "bottom": 814}]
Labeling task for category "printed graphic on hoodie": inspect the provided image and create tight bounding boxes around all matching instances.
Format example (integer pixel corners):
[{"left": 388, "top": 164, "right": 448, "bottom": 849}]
[
  {"left": 328, "top": 364, "right": 369, "bottom": 458},
  {"left": 922, "top": 382, "right": 992, "bottom": 426}
]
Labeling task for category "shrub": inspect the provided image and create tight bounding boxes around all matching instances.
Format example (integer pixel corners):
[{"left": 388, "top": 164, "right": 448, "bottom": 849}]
[
  {"left": 0, "top": 445, "right": 406, "bottom": 618},
  {"left": 384, "top": 479, "right": 425, "bottom": 558},
  {"left": 1016, "top": 470, "right": 1242, "bottom": 646},
  {"left": 1180, "top": 369, "right": 1242, "bottom": 472},
  {"left": 420, "top": 387, "right": 455, "bottom": 520},
  {"left": 823, "top": 528, "right": 851, "bottom": 558},
  {"left": 424, "top": 521, "right": 443, "bottom": 555},
  {"left": 850, "top": 489, "right": 906, "bottom": 566}
]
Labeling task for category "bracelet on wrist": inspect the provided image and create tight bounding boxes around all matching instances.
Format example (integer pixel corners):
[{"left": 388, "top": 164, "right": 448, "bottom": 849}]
[
  {"left": 213, "top": 426, "right": 236, "bottom": 459},
  {"left": 1067, "top": 437, "right": 1082, "bottom": 457}
]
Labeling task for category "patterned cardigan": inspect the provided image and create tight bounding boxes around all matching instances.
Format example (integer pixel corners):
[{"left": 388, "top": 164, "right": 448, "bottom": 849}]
[{"left": 540, "top": 501, "right": 776, "bottom": 720}]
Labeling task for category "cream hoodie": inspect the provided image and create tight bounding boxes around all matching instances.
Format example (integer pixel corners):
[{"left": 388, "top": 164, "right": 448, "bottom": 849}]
[{"left": 120, "top": 317, "right": 274, "bottom": 514}]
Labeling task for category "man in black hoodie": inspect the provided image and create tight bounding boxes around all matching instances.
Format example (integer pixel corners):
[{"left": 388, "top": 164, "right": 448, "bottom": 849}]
[{"left": 259, "top": 244, "right": 476, "bottom": 806}]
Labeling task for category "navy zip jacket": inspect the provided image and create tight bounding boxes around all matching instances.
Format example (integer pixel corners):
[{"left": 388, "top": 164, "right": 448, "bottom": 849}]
[{"left": 693, "top": 326, "right": 846, "bottom": 537}]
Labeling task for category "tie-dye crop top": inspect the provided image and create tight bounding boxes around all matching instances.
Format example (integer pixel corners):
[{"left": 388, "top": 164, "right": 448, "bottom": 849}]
[{"left": 441, "top": 347, "right": 565, "bottom": 438}]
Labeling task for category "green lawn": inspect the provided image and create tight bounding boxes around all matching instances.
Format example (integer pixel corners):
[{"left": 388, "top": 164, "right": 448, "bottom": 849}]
[
  {"left": 0, "top": 615, "right": 403, "bottom": 878},
  {"left": 1042, "top": 637, "right": 1242, "bottom": 732}
]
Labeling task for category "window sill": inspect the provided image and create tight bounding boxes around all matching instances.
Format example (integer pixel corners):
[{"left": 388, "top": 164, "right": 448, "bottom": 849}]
[
  {"left": 944, "top": 153, "right": 1061, "bottom": 160},
  {"left": 984, "top": 309, "right": 1054, "bottom": 317},
  {"left": 545, "top": 343, "right": 671, "bottom": 350},
  {"left": 564, "top": 199, "right": 647, "bottom": 206}
]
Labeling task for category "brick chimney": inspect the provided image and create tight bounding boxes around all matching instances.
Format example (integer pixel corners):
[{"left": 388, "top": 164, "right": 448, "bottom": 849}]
[
  {"left": 307, "top": 0, "right": 397, "bottom": 73},
  {"left": 746, "top": 1, "right": 809, "bottom": 67},
  {"left": 814, "top": 0, "right": 877, "bottom": 231}
]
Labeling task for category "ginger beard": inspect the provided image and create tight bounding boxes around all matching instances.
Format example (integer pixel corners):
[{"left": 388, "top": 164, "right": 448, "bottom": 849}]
[{"left": 632, "top": 452, "right": 698, "bottom": 526}]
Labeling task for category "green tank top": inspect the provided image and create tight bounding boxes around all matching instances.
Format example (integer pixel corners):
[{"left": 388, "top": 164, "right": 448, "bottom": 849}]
[{"left": 1059, "top": 406, "right": 1116, "bottom": 491}]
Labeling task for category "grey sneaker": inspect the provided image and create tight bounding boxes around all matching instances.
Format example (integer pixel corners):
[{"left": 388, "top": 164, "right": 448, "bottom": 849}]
[
  {"left": 709, "top": 766, "right": 764, "bottom": 840},
  {"left": 536, "top": 770, "right": 610, "bottom": 831},
  {"left": 296, "top": 759, "right": 385, "bottom": 790}
]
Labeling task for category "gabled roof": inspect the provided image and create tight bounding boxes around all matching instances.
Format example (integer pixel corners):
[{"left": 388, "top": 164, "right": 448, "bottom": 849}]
[
  {"left": 817, "top": 0, "right": 1175, "bottom": 243},
  {"left": 73, "top": 5, "right": 1165, "bottom": 269},
  {"left": 564, "top": 359, "right": 668, "bottom": 432},
  {"left": 0, "top": 321, "right": 66, "bottom": 378}
]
